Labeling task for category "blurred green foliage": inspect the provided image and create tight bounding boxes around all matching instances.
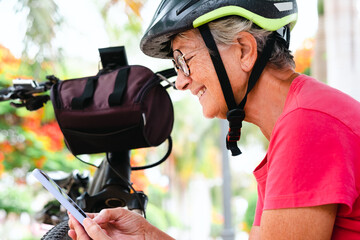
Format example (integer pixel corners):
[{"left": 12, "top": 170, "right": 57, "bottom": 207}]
[
  {"left": 317, "top": 0, "right": 324, "bottom": 16},
  {"left": 0, "top": 185, "right": 33, "bottom": 213}
]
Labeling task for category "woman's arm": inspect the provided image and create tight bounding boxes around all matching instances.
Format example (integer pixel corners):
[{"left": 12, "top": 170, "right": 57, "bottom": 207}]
[{"left": 260, "top": 204, "right": 337, "bottom": 240}]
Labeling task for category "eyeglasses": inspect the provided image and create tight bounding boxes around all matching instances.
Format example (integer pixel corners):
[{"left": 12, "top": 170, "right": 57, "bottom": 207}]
[
  {"left": 172, "top": 49, "right": 191, "bottom": 77},
  {"left": 172, "top": 47, "right": 206, "bottom": 77}
]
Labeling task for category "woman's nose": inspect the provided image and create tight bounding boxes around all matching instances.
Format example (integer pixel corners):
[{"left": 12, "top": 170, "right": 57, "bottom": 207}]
[{"left": 175, "top": 72, "right": 191, "bottom": 90}]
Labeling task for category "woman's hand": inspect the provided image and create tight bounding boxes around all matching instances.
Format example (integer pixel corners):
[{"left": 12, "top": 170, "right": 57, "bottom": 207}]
[{"left": 68, "top": 207, "right": 174, "bottom": 240}]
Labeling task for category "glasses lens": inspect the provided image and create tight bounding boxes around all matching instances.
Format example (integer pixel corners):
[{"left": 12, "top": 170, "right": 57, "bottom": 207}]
[
  {"left": 172, "top": 59, "right": 179, "bottom": 73},
  {"left": 173, "top": 50, "right": 190, "bottom": 76}
]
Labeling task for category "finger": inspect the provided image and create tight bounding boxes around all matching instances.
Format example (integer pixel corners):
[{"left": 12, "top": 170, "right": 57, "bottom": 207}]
[
  {"left": 83, "top": 218, "right": 111, "bottom": 240},
  {"left": 68, "top": 229, "right": 76, "bottom": 240},
  {"left": 68, "top": 211, "right": 97, "bottom": 229},
  {"left": 68, "top": 213, "right": 75, "bottom": 230},
  {"left": 93, "top": 207, "right": 128, "bottom": 224},
  {"left": 72, "top": 216, "right": 91, "bottom": 240},
  {"left": 84, "top": 212, "right": 97, "bottom": 219}
]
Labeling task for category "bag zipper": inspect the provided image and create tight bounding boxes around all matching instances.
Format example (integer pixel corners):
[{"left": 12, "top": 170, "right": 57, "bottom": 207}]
[
  {"left": 52, "top": 81, "right": 63, "bottom": 109},
  {"left": 135, "top": 75, "right": 161, "bottom": 103}
]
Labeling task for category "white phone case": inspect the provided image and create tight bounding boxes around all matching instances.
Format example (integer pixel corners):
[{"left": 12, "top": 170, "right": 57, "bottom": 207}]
[{"left": 32, "top": 168, "right": 88, "bottom": 226}]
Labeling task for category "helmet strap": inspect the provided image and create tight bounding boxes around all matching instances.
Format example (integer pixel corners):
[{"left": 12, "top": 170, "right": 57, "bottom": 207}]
[
  {"left": 198, "top": 24, "right": 244, "bottom": 156},
  {"left": 198, "top": 24, "right": 238, "bottom": 110},
  {"left": 198, "top": 24, "right": 276, "bottom": 156}
]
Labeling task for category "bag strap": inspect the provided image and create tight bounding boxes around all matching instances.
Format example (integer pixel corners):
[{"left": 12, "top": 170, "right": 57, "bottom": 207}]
[
  {"left": 108, "top": 67, "right": 129, "bottom": 106},
  {"left": 71, "top": 76, "right": 99, "bottom": 110},
  {"left": 71, "top": 67, "right": 129, "bottom": 109}
]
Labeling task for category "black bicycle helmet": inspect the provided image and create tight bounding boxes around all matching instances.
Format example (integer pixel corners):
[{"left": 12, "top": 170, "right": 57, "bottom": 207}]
[
  {"left": 141, "top": 0, "right": 297, "bottom": 58},
  {"left": 140, "top": 0, "right": 298, "bottom": 156}
]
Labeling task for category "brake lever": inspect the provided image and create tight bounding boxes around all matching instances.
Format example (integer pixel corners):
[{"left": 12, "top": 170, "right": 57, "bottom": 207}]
[{"left": 10, "top": 95, "right": 50, "bottom": 111}]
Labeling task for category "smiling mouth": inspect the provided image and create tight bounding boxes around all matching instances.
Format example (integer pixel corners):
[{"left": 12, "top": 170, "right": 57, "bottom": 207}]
[{"left": 197, "top": 87, "right": 206, "bottom": 99}]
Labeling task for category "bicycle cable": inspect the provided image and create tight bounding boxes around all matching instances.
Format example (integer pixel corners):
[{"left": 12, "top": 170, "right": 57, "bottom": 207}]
[
  {"left": 131, "top": 136, "right": 172, "bottom": 171},
  {"left": 74, "top": 155, "right": 99, "bottom": 168}
]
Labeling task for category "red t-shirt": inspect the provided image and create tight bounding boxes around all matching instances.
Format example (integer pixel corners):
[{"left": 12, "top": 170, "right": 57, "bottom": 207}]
[{"left": 253, "top": 75, "right": 360, "bottom": 238}]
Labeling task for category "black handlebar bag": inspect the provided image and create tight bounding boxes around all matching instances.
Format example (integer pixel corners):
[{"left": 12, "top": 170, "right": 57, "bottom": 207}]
[{"left": 50, "top": 65, "right": 174, "bottom": 155}]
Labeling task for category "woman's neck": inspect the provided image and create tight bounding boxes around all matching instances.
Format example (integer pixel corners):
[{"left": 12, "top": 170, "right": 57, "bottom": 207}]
[{"left": 244, "top": 66, "right": 299, "bottom": 140}]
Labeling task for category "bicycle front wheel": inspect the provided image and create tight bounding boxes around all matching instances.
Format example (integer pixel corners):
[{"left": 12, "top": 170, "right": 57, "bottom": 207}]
[{"left": 41, "top": 220, "right": 71, "bottom": 240}]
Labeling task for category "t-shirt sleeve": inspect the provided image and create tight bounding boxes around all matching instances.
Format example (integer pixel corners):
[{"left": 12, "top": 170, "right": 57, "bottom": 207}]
[{"left": 264, "top": 109, "right": 359, "bottom": 213}]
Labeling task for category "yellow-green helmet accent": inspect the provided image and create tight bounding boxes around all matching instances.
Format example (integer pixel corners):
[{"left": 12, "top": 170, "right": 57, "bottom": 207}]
[{"left": 140, "top": 0, "right": 298, "bottom": 58}]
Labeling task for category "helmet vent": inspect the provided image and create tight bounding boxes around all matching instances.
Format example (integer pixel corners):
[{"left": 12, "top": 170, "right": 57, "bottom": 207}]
[
  {"left": 274, "top": 2, "right": 294, "bottom": 12},
  {"left": 176, "top": 0, "right": 200, "bottom": 15},
  {"left": 157, "top": 0, "right": 168, "bottom": 14}
]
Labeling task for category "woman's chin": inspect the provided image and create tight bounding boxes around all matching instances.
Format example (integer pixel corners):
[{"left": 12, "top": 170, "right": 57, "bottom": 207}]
[{"left": 201, "top": 108, "right": 217, "bottom": 119}]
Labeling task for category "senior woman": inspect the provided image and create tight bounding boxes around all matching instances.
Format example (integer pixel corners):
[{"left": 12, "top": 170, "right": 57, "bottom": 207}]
[{"left": 69, "top": 0, "right": 360, "bottom": 239}]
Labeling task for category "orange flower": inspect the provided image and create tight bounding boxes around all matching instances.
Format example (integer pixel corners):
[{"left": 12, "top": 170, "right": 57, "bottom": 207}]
[
  {"left": 38, "top": 121, "right": 64, "bottom": 152},
  {"left": 0, "top": 141, "right": 14, "bottom": 153},
  {"left": 0, "top": 163, "right": 4, "bottom": 177},
  {"left": 130, "top": 150, "right": 146, "bottom": 166},
  {"left": 0, "top": 45, "right": 21, "bottom": 67},
  {"left": 211, "top": 210, "right": 224, "bottom": 225},
  {"left": 0, "top": 45, "right": 22, "bottom": 82},
  {"left": 130, "top": 149, "right": 149, "bottom": 192},
  {"left": 22, "top": 110, "right": 44, "bottom": 131},
  {"left": 131, "top": 170, "right": 149, "bottom": 192},
  {"left": 0, "top": 152, "right": 4, "bottom": 177},
  {"left": 294, "top": 38, "right": 314, "bottom": 73},
  {"left": 23, "top": 112, "right": 64, "bottom": 152},
  {"left": 34, "top": 156, "right": 47, "bottom": 168}
]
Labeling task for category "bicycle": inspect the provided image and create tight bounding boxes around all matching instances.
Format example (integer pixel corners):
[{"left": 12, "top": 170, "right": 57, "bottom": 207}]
[{"left": 0, "top": 47, "right": 176, "bottom": 240}]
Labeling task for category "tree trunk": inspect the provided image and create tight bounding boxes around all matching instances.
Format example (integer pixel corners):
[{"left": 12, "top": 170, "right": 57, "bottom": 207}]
[
  {"left": 312, "top": 0, "right": 327, "bottom": 83},
  {"left": 325, "top": 0, "right": 360, "bottom": 101}
]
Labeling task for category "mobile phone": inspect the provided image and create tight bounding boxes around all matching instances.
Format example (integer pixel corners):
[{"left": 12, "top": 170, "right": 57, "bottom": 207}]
[{"left": 32, "top": 168, "right": 88, "bottom": 226}]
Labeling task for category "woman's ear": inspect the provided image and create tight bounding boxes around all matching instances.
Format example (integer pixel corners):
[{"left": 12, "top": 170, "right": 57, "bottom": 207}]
[{"left": 236, "top": 32, "right": 258, "bottom": 72}]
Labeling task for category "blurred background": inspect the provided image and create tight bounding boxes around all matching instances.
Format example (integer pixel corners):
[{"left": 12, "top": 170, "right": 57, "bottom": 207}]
[{"left": 0, "top": 0, "right": 359, "bottom": 239}]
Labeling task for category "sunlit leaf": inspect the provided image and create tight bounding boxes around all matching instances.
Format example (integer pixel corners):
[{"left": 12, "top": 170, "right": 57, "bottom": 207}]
[{"left": 124, "top": 0, "right": 143, "bottom": 17}]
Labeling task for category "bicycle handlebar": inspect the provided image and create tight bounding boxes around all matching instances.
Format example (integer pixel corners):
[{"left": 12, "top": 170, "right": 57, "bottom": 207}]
[{"left": 0, "top": 76, "right": 59, "bottom": 110}]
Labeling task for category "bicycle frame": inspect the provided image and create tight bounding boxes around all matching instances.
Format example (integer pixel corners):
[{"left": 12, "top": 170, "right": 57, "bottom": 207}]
[{"left": 77, "top": 151, "right": 148, "bottom": 214}]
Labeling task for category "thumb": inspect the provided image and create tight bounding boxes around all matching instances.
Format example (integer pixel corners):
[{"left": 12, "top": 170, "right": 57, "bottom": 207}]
[{"left": 83, "top": 218, "right": 111, "bottom": 240}]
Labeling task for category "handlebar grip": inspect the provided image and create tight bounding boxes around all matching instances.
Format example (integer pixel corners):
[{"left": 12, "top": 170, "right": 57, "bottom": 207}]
[
  {"left": 0, "top": 87, "right": 12, "bottom": 101},
  {"left": 0, "top": 87, "right": 10, "bottom": 94}
]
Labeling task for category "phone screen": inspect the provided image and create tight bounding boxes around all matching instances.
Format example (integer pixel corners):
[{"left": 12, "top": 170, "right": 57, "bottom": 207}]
[{"left": 32, "top": 168, "right": 88, "bottom": 226}]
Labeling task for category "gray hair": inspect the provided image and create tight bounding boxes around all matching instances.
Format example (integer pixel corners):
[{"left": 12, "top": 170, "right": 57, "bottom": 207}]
[{"left": 208, "top": 16, "right": 295, "bottom": 69}]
